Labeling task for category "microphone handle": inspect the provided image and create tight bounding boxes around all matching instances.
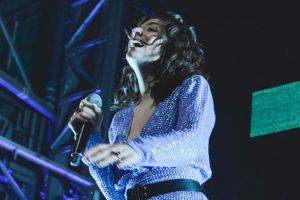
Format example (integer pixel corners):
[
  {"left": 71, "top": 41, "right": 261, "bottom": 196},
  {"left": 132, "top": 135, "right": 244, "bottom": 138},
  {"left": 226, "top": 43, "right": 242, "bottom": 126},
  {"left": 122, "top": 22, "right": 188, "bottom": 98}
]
[
  {"left": 70, "top": 123, "right": 92, "bottom": 167},
  {"left": 70, "top": 92, "right": 102, "bottom": 167}
]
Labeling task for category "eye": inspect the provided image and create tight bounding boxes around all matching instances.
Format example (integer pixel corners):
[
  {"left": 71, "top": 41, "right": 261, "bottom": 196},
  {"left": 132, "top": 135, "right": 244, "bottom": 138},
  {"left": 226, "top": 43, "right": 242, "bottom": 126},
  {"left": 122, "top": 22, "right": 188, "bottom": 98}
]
[{"left": 148, "top": 27, "right": 158, "bottom": 32}]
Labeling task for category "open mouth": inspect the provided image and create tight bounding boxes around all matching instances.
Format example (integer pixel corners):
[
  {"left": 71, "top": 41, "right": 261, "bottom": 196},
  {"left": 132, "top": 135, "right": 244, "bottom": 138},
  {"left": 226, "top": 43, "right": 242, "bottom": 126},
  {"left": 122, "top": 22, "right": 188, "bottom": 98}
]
[
  {"left": 131, "top": 40, "right": 144, "bottom": 47},
  {"left": 125, "top": 29, "right": 146, "bottom": 48}
]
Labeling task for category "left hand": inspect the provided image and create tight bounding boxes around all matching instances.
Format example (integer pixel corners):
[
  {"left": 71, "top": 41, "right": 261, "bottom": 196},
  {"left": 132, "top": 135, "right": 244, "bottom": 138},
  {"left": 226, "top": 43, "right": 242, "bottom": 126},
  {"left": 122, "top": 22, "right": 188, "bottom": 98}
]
[{"left": 84, "top": 143, "right": 139, "bottom": 168}]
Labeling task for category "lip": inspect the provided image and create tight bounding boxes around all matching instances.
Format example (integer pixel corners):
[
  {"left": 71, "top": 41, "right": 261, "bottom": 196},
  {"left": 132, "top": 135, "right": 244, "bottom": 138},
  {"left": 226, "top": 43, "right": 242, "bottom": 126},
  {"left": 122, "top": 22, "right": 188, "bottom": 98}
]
[{"left": 129, "top": 39, "right": 144, "bottom": 48}]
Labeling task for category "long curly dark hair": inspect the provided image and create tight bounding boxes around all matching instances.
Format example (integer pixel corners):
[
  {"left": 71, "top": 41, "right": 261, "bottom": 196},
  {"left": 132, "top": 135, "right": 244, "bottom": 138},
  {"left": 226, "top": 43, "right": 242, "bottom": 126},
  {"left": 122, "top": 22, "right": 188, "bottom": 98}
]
[{"left": 111, "top": 12, "right": 209, "bottom": 111}]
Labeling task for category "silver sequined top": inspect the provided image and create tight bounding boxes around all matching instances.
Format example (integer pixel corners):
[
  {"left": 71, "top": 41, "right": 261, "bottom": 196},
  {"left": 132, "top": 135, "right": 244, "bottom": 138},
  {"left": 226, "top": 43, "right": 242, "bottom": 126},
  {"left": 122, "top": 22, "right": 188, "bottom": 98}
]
[{"left": 83, "top": 75, "right": 216, "bottom": 200}]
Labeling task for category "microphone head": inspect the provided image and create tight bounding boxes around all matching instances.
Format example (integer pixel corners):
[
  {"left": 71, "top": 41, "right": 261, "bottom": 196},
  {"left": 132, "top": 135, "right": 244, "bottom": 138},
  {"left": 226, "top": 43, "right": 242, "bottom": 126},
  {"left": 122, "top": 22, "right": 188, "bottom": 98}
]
[{"left": 85, "top": 93, "right": 102, "bottom": 108}]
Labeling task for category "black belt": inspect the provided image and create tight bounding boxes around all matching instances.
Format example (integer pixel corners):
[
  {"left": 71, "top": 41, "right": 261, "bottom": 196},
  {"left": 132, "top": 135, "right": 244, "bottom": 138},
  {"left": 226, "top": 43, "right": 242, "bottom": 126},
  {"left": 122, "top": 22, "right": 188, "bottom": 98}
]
[{"left": 126, "top": 179, "right": 201, "bottom": 200}]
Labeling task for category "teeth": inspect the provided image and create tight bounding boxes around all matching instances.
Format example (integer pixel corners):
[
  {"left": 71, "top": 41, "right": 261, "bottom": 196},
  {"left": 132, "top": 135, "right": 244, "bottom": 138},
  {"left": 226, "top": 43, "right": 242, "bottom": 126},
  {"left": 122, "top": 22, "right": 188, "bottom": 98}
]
[
  {"left": 133, "top": 42, "right": 143, "bottom": 47},
  {"left": 131, "top": 40, "right": 144, "bottom": 47}
]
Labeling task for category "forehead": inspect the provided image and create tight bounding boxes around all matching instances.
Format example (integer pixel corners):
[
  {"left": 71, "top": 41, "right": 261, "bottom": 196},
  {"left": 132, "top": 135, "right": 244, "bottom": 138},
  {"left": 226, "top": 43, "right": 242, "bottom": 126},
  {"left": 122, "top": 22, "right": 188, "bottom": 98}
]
[{"left": 141, "top": 18, "right": 162, "bottom": 26}]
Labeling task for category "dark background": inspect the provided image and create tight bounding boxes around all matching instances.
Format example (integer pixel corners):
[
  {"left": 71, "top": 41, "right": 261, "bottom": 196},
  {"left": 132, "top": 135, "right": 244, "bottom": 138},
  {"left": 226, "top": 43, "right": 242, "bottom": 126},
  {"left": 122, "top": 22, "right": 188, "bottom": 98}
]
[
  {"left": 126, "top": 1, "right": 300, "bottom": 199},
  {"left": 0, "top": 0, "right": 299, "bottom": 199}
]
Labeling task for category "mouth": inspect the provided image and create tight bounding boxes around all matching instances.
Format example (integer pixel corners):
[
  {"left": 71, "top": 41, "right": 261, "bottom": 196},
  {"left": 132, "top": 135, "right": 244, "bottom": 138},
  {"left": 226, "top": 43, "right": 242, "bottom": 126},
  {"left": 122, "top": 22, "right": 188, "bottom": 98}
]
[
  {"left": 131, "top": 40, "right": 145, "bottom": 48},
  {"left": 124, "top": 29, "right": 146, "bottom": 48}
]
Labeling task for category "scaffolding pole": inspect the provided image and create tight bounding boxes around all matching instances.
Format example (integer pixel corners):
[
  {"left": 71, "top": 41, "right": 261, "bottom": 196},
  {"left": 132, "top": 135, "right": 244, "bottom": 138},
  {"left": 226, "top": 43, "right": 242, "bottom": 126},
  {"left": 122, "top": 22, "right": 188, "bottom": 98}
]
[
  {"left": 0, "top": 16, "right": 31, "bottom": 89},
  {"left": 65, "top": 0, "right": 106, "bottom": 48},
  {"left": 0, "top": 70, "right": 55, "bottom": 121},
  {"left": 0, "top": 136, "right": 95, "bottom": 187},
  {"left": 0, "top": 160, "right": 28, "bottom": 200}
]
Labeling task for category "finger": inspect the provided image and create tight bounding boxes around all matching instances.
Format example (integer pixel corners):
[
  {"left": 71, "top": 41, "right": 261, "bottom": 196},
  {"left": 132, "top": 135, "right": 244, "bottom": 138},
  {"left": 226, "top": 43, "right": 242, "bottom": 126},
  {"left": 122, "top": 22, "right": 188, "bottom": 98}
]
[
  {"left": 96, "top": 152, "right": 120, "bottom": 168},
  {"left": 82, "top": 106, "right": 97, "bottom": 116},
  {"left": 94, "top": 144, "right": 131, "bottom": 167},
  {"left": 90, "top": 144, "right": 128, "bottom": 163},
  {"left": 109, "top": 144, "right": 134, "bottom": 163},
  {"left": 79, "top": 108, "right": 96, "bottom": 120},
  {"left": 82, "top": 107, "right": 102, "bottom": 123},
  {"left": 80, "top": 100, "right": 102, "bottom": 114},
  {"left": 73, "top": 107, "right": 95, "bottom": 122},
  {"left": 109, "top": 144, "right": 129, "bottom": 154},
  {"left": 117, "top": 153, "right": 138, "bottom": 168},
  {"left": 115, "top": 149, "right": 131, "bottom": 162},
  {"left": 79, "top": 99, "right": 92, "bottom": 108},
  {"left": 88, "top": 148, "right": 112, "bottom": 163},
  {"left": 76, "top": 106, "right": 102, "bottom": 126},
  {"left": 84, "top": 144, "right": 111, "bottom": 158},
  {"left": 75, "top": 107, "right": 84, "bottom": 113},
  {"left": 70, "top": 107, "right": 82, "bottom": 120},
  {"left": 68, "top": 110, "right": 87, "bottom": 134},
  {"left": 79, "top": 113, "right": 94, "bottom": 122},
  {"left": 70, "top": 114, "right": 89, "bottom": 125}
]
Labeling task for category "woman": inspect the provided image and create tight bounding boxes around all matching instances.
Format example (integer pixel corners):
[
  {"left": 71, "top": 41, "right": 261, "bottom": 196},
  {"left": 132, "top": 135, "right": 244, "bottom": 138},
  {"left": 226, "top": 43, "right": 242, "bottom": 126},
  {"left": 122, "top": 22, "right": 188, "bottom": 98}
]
[{"left": 69, "top": 12, "right": 215, "bottom": 200}]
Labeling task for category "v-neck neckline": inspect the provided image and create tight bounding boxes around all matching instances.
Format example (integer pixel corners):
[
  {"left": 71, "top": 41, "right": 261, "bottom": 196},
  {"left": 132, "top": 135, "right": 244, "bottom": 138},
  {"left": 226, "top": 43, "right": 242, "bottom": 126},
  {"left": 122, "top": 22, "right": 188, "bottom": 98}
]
[{"left": 126, "top": 100, "right": 158, "bottom": 139}]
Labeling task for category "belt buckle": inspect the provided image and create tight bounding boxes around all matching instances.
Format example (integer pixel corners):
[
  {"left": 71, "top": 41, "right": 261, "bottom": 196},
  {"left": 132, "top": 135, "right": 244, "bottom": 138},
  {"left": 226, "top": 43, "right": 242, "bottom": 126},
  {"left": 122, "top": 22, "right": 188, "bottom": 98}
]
[
  {"left": 136, "top": 184, "right": 149, "bottom": 200},
  {"left": 127, "top": 184, "right": 149, "bottom": 200}
]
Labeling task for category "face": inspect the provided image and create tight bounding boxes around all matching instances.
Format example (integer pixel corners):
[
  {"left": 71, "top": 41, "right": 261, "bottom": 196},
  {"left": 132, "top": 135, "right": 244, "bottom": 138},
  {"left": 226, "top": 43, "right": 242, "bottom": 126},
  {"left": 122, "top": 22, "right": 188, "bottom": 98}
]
[{"left": 126, "top": 18, "right": 165, "bottom": 66}]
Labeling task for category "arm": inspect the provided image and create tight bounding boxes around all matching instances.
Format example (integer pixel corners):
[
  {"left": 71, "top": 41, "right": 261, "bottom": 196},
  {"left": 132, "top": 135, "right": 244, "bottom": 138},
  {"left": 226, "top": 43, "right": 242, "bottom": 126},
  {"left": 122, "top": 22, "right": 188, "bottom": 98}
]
[
  {"left": 124, "top": 75, "right": 216, "bottom": 167},
  {"left": 81, "top": 121, "right": 126, "bottom": 200},
  {"left": 68, "top": 98, "right": 125, "bottom": 199}
]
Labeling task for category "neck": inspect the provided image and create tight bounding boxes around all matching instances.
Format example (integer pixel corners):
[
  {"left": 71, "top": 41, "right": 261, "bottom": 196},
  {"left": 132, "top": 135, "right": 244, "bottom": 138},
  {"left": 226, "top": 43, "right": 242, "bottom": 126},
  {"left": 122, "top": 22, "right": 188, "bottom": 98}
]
[{"left": 126, "top": 57, "right": 155, "bottom": 97}]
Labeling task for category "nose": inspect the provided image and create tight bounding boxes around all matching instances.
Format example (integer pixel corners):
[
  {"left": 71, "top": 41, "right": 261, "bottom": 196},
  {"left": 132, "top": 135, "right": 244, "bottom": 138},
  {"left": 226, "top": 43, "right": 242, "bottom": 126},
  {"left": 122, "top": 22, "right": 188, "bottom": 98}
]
[{"left": 132, "top": 27, "right": 143, "bottom": 39}]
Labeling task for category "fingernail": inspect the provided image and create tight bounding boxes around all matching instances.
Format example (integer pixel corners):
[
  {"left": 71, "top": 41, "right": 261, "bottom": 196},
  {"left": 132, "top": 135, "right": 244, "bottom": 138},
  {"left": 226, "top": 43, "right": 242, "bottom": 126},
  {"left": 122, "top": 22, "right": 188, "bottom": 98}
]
[
  {"left": 96, "top": 163, "right": 102, "bottom": 168},
  {"left": 117, "top": 163, "right": 123, "bottom": 169},
  {"left": 83, "top": 151, "right": 91, "bottom": 161}
]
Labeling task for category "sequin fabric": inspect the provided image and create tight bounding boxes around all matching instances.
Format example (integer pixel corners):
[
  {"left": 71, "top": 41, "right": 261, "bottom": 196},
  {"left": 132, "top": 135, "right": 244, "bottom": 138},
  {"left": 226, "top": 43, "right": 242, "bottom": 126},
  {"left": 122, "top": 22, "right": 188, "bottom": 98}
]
[{"left": 82, "top": 75, "right": 216, "bottom": 200}]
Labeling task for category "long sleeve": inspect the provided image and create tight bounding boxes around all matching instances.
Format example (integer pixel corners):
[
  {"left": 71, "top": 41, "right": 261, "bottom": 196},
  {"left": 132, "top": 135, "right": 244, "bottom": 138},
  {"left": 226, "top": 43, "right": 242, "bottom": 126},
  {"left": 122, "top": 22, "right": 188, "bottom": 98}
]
[
  {"left": 125, "top": 75, "right": 215, "bottom": 167},
  {"left": 82, "top": 132, "right": 126, "bottom": 200}
]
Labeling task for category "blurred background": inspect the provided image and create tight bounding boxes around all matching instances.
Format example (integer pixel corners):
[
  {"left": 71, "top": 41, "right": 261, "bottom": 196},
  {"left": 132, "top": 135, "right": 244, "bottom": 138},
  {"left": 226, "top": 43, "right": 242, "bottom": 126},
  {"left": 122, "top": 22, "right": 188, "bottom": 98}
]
[{"left": 0, "top": 0, "right": 299, "bottom": 199}]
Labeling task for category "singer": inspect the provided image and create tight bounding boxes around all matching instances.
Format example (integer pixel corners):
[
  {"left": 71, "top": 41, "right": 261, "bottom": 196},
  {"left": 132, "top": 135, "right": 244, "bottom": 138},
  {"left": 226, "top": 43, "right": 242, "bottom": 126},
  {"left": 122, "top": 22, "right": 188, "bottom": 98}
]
[{"left": 69, "top": 12, "right": 215, "bottom": 200}]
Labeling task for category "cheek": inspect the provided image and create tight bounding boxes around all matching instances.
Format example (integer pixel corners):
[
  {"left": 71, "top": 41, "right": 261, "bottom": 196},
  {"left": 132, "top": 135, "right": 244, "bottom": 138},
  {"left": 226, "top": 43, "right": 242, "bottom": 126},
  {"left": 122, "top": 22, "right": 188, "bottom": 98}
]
[
  {"left": 145, "top": 34, "right": 158, "bottom": 43},
  {"left": 145, "top": 45, "right": 161, "bottom": 62},
  {"left": 152, "top": 44, "right": 162, "bottom": 55}
]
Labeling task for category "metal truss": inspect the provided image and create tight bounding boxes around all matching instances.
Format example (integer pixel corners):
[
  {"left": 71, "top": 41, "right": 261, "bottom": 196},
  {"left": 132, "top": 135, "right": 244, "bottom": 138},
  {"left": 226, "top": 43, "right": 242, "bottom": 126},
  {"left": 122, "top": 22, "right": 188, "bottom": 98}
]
[
  {"left": 51, "top": 0, "right": 107, "bottom": 152},
  {"left": 0, "top": 160, "right": 27, "bottom": 200},
  {"left": 0, "top": 0, "right": 126, "bottom": 199},
  {"left": 0, "top": 17, "right": 31, "bottom": 89},
  {"left": 0, "top": 0, "right": 105, "bottom": 199},
  {"left": 0, "top": 136, "right": 95, "bottom": 187}
]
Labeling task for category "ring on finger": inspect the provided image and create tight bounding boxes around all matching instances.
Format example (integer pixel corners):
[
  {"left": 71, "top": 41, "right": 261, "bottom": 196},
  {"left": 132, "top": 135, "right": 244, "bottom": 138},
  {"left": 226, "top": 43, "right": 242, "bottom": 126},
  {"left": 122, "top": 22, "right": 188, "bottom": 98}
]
[
  {"left": 96, "top": 162, "right": 102, "bottom": 168},
  {"left": 112, "top": 151, "right": 122, "bottom": 160}
]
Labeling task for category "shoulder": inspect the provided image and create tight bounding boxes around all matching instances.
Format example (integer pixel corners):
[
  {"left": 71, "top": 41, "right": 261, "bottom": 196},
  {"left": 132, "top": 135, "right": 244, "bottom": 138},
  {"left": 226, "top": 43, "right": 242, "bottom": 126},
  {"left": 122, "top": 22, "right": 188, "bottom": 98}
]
[
  {"left": 177, "top": 75, "right": 215, "bottom": 113},
  {"left": 111, "top": 104, "right": 133, "bottom": 122},
  {"left": 108, "top": 105, "right": 133, "bottom": 138},
  {"left": 179, "top": 74, "right": 210, "bottom": 94}
]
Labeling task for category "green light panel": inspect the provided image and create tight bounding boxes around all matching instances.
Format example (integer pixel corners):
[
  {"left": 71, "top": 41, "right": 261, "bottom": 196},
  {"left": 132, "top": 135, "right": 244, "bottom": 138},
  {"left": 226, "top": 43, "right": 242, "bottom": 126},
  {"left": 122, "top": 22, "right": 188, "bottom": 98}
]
[{"left": 250, "top": 80, "right": 300, "bottom": 137}]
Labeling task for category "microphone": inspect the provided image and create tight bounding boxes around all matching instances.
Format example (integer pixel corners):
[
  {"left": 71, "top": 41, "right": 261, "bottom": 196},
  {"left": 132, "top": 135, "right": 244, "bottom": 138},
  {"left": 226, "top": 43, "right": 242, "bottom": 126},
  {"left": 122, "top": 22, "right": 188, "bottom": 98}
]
[{"left": 70, "top": 93, "right": 102, "bottom": 167}]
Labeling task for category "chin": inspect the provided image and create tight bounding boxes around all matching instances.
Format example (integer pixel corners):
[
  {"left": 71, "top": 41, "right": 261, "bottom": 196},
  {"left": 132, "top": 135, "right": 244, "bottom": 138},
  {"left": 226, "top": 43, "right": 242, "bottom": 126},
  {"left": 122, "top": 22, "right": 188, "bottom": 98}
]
[
  {"left": 126, "top": 49, "right": 137, "bottom": 59},
  {"left": 126, "top": 52, "right": 135, "bottom": 62},
  {"left": 126, "top": 52, "right": 142, "bottom": 63},
  {"left": 126, "top": 54, "right": 140, "bottom": 70}
]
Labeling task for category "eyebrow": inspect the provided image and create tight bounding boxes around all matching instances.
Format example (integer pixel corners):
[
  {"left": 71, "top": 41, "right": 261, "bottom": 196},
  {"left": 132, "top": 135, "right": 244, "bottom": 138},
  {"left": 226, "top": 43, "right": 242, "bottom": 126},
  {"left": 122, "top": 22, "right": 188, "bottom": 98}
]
[{"left": 143, "top": 22, "right": 160, "bottom": 27}]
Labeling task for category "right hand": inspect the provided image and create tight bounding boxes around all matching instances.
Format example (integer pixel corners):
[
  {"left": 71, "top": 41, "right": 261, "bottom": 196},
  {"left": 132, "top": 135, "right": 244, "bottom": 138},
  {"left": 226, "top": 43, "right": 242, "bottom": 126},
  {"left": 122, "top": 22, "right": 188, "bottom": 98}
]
[{"left": 68, "top": 99, "right": 103, "bottom": 137}]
